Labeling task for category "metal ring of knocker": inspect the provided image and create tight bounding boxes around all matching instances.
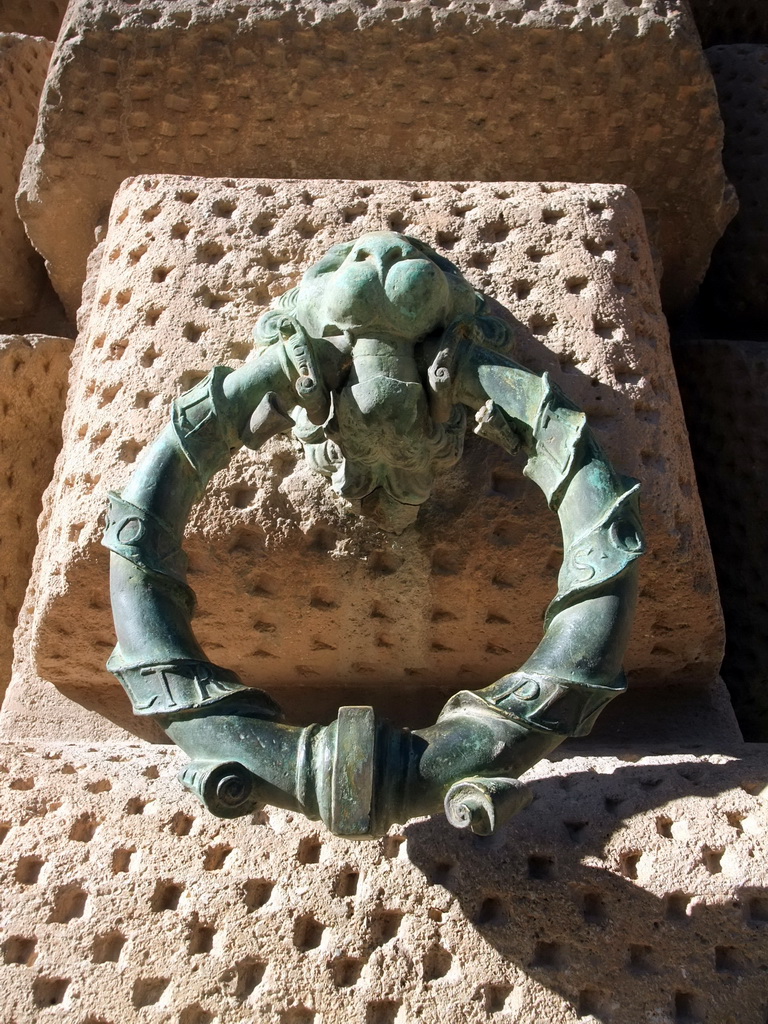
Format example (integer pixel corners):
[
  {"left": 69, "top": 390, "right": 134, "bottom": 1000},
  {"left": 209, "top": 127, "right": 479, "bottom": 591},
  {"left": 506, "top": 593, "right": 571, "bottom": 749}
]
[{"left": 104, "top": 241, "right": 645, "bottom": 839}]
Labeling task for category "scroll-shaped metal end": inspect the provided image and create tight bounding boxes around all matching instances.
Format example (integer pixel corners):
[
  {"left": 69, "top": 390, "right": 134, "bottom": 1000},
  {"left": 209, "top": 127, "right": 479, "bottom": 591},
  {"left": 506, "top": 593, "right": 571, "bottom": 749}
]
[
  {"left": 179, "top": 759, "right": 261, "bottom": 819},
  {"left": 444, "top": 776, "right": 532, "bottom": 836}
]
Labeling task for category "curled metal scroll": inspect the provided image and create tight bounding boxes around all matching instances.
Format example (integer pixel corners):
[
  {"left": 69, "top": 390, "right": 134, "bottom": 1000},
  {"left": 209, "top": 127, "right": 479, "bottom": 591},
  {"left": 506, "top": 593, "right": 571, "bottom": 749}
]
[{"left": 104, "top": 231, "right": 644, "bottom": 838}]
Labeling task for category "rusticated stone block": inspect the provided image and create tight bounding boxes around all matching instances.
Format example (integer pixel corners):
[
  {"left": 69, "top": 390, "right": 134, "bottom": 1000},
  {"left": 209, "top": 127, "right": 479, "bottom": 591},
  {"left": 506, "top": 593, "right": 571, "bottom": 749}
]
[
  {"left": 704, "top": 46, "right": 768, "bottom": 328},
  {"left": 689, "top": 0, "right": 768, "bottom": 47},
  {"left": 17, "top": 0, "right": 734, "bottom": 318},
  {"left": 674, "top": 338, "right": 768, "bottom": 741},
  {"left": 0, "top": 34, "right": 52, "bottom": 319},
  {"left": 0, "top": 2, "right": 67, "bottom": 40},
  {"left": 0, "top": 741, "right": 767, "bottom": 1022},
  {"left": 0, "top": 334, "right": 72, "bottom": 698},
  {"left": 27, "top": 175, "right": 723, "bottom": 732}
]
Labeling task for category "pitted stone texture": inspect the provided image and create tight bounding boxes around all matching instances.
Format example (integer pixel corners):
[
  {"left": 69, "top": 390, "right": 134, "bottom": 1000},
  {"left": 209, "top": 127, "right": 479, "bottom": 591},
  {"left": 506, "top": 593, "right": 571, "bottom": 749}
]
[
  {"left": 0, "top": 34, "right": 52, "bottom": 319},
  {"left": 689, "top": 1, "right": 768, "bottom": 47},
  {"left": 674, "top": 338, "right": 768, "bottom": 742},
  {"left": 0, "top": 335, "right": 72, "bottom": 700},
  {"left": 17, "top": 0, "right": 734, "bottom": 318},
  {"left": 29, "top": 176, "right": 722, "bottom": 729},
  {"left": 703, "top": 46, "right": 768, "bottom": 328},
  {"left": 1, "top": 742, "right": 767, "bottom": 1023},
  {"left": 0, "top": 2, "right": 67, "bottom": 40}
]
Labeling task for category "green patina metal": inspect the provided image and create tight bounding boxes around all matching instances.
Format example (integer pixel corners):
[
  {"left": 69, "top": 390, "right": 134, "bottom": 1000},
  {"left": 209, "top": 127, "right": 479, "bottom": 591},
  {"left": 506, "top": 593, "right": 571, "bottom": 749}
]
[{"left": 104, "top": 231, "right": 644, "bottom": 838}]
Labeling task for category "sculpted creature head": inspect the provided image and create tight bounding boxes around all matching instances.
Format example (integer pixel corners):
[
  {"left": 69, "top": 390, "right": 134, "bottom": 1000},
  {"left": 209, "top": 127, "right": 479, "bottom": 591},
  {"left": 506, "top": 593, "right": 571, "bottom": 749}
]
[
  {"left": 256, "top": 231, "right": 482, "bottom": 345},
  {"left": 294, "top": 232, "right": 479, "bottom": 340},
  {"left": 253, "top": 232, "right": 513, "bottom": 532}
]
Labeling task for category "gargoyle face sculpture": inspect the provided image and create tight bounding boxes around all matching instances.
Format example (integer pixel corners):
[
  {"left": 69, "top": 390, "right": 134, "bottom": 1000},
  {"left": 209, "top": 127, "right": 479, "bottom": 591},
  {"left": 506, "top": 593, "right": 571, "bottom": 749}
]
[
  {"left": 253, "top": 232, "right": 502, "bottom": 531},
  {"left": 294, "top": 231, "right": 478, "bottom": 340}
]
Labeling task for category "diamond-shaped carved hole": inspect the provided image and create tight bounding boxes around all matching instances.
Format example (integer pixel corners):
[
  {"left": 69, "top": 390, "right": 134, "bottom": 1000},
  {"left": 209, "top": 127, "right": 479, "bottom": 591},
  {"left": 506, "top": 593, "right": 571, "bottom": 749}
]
[
  {"left": 233, "top": 958, "right": 266, "bottom": 997},
  {"left": 370, "top": 908, "right": 403, "bottom": 945},
  {"left": 92, "top": 930, "right": 126, "bottom": 964},
  {"left": 111, "top": 847, "right": 135, "bottom": 873},
  {"left": 3, "top": 935, "right": 37, "bottom": 965},
  {"left": 528, "top": 854, "right": 555, "bottom": 880},
  {"left": 365, "top": 1000, "right": 400, "bottom": 1024},
  {"left": 132, "top": 977, "right": 169, "bottom": 1009},
  {"left": 619, "top": 850, "right": 642, "bottom": 879},
  {"left": 382, "top": 835, "right": 405, "bottom": 858},
  {"left": 428, "top": 859, "right": 454, "bottom": 885},
  {"left": 50, "top": 885, "right": 88, "bottom": 923},
  {"left": 15, "top": 855, "right": 43, "bottom": 884},
  {"left": 189, "top": 920, "right": 215, "bottom": 955},
  {"left": 578, "top": 988, "right": 609, "bottom": 1018},
  {"left": 297, "top": 836, "right": 322, "bottom": 864},
  {"left": 151, "top": 880, "right": 183, "bottom": 912},
  {"left": 665, "top": 892, "right": 691, "bottom": 921},
  {"left": 32, "top": 977, "right": 69, "bottom": 1008},
  {"left": 69, "top": 812, "right": 99, "bottom": 842},
  {"left": 482, "top": 983, "right": 513, "bottom": 1014},
  {"left": 329, "top": 955, "right": 364, "bottom": 987},
  {"left": 674, "top": 991, "right": 703, "bottom": 1023},
  {"left": 244, "top": 878, "right": 274, "bottom": 911},
  {"left": 656, "top": 815, "right": 673, "bottom": 838},
  {"left": 178, "top": 1005, "right": 213, "bottom": 1024},
  {"left": 334, "top": 867, "right": 359, "bottom": 897},
  {"left": 702, "top": 846, "right": 724, "bottom": 874},
  {"left": 628, "top": 944, "right": 653, "bottom": 973},
  {"left": 582, "top": 890, "right": 607, "bottom": 924},
  {"left": 531, "top": 941, "right": 564, "bottom": 969},
  {"left": 715, "top": 946, "right": 744, "bottom": 973},
  {"left": 169, "top": 811, "right": 194, "bottom": 836},
  {"left": 203, "top": 844, "right": 232, "bottom": 870},
  {"left": 281, "top": 1008, "right": 315, "bottom": 1024},
  {"left": 423, "top": 945, "right": 451, "bottom": 982},
  {"left": 293, "top": 914, "right": 324, "bottom": 951},
  {"left": 475, "top": 897, "right": 505, "bottom": 926}
]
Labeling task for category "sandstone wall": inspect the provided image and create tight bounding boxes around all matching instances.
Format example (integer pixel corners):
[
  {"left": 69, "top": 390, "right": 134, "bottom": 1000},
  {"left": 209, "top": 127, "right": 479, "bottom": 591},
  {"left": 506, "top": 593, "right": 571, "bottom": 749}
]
[
  {"left": 0, "top": 2, "right": 67, "bottom": 41},
  {"left": 674, "top": 338, "right": 768, "bottom": 742},
  {"left": 0, "top": 33, "right": 52, "bottom": 320},
  {"left": 26, "top": 175, "right": 723, "bottom": 735},
  {"left": 689, "top": 0, "right": 768, "bottom": 47},
  {"left": 0, "top": 335, "right": 72, "bottom": 700},
  {"left": 16, "top": 0, "right": 734, "bottom": 318},
  {"left": 702, "top": 45, "right": 768, "bottom": 330},
  {"left": 1, "top": 741, "right": 767, "bottom": 1023},
  {"left": 1, "top": 5, "right": 766, "bottom": 1023}
]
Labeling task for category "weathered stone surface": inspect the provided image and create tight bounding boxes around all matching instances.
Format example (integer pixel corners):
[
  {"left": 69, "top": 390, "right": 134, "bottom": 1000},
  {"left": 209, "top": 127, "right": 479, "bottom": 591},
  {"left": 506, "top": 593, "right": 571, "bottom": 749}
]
[
  {"left": 689, "top": 0, "right": 768, "bottom": 47},
  {"left": 28, "top": 175, "right": 723, "bottom": 731},
  {"left": 17, "top": 0, "right": 734, "bottom": 318},
  {"left": 0, "top": 2, "right": 67, "bottom": 40},
  {"left": 703, "top": 46, "right": 768, "bottom": 328},
  {"left": 0, "top": 334, "right": 72, "bottom": 700},
  {"left": 1, "top": 740, "right": 767, "bottom": 1022},
  {"left": 674, "top": 338, "right": 768, "bottom": 741},
  {"left": 0, "top": 34, "right": 52, "bottom": 319}
]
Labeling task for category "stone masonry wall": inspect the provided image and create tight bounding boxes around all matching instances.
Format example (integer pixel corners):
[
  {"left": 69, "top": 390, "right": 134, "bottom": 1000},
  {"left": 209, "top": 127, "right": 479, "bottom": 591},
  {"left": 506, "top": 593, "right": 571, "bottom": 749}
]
[
  {"left": 26, "top": 176, "right": 723, "bottom": 734},
  {"left": 16, "top": 0, "right": 734, "bottom": 317},
  {"left": 674, "top": 338, "right": 768, "bottom": 742},
  {"left": 688, "top": 0, "right": 768, "bottom": 48},
  {"left": 2, "top": 743, "right": 768, "bottom": 1023},
  {"left": 2, "top": 3, "right": 767, "bottom": 1023},
  {"left": 702, "top": 45, "right": 768, "bottom": 330},
  {"left": 0, "top": 335, "right": 72, "bottom": 700},
  {"left": 0, "top": 3, "right": 67, "bottom": 41},
  {"left": 0, "top": 34, "right": 52, "bottom": 319}
]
